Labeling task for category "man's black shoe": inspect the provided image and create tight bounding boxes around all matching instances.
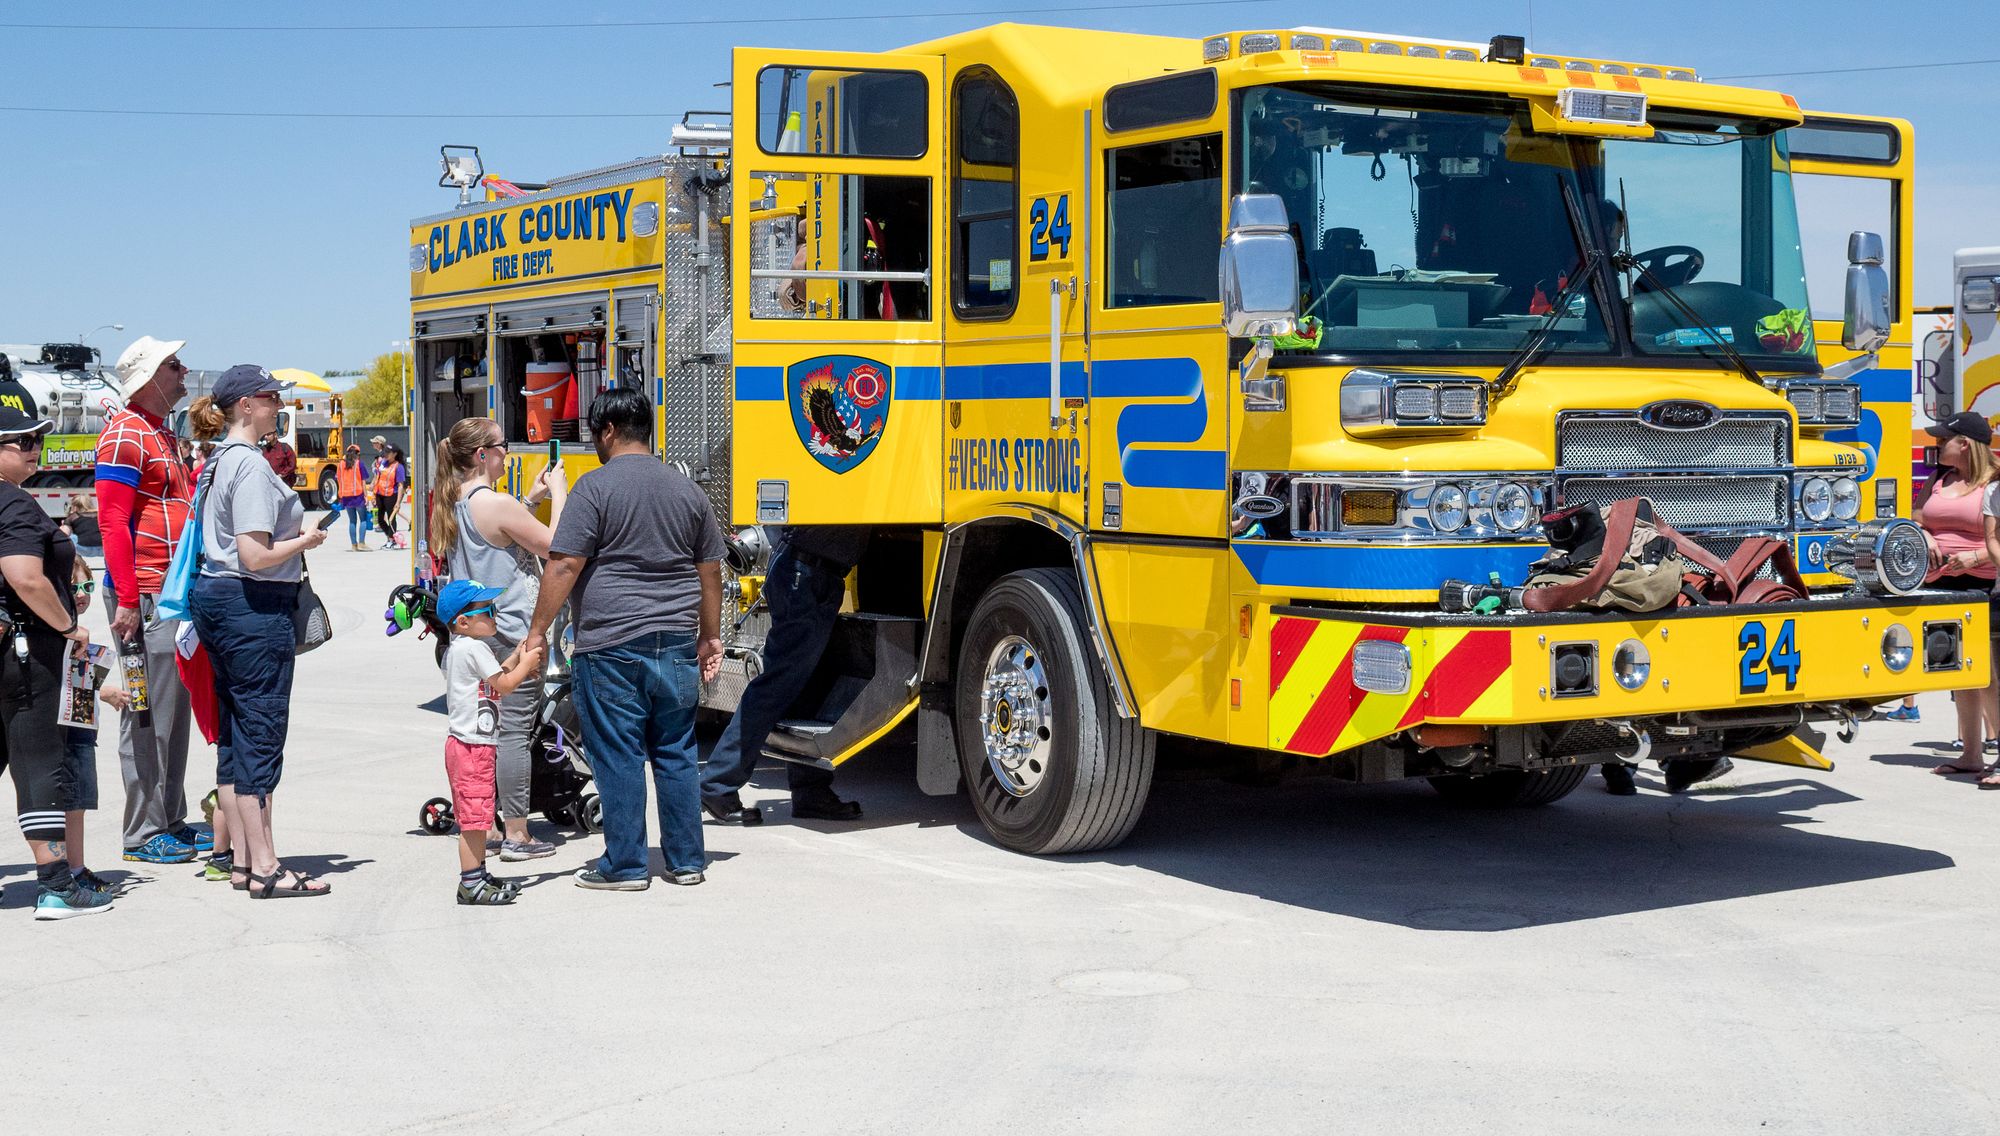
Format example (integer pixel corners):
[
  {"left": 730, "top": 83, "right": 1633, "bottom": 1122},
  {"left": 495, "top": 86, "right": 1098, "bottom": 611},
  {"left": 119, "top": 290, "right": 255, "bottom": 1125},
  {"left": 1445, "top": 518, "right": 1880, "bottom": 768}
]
[
  {"left": 1600, "top": 762, "right": 1637, "bottom": 796},
  {"left": 1662, "top": 756, "right": 1732, "bottom": 794},
  {"left": 791, "top": 794, "right": 862, "bottom": 822},
  {"left": 701, "top": 795, "right": 764, "bottom": 826}
]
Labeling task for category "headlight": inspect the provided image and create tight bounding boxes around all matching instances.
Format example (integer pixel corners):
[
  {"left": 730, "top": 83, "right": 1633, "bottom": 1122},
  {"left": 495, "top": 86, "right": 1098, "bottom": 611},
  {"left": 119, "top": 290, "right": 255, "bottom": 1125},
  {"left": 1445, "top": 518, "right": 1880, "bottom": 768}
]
[
  {"left": 1827, "top": 518, "right": 1929, "bottom": 596},
  {"left": 1786, "top": 385, "right": 1822, "bottom": 422},
  {"left": 1428, "top": 484, "right": 1468, "bottom": 532},
  {"left": 1821, "top": 385, "right": 1860, "bottom": 425},
  {"left": 1493, "top": 482, "right": 1534, "bottom": 532},
  {"left": 1831, "top": 477, "right": 1861, "bottom": 521},
  {"left": 1341, "top": 369, "right": 1489, "bottom": 434},
  {"left": 1799, "top": 476, "right": 1833, "bottom": 523},
  {"left": 1393, "top": 385, "right": 1438, "bottom": 420}
]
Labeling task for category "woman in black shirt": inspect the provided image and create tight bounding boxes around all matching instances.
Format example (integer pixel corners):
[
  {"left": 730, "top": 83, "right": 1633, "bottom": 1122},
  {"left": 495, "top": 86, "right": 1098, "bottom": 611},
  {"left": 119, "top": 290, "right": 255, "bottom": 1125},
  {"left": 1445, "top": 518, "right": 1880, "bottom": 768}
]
[{"left": 0, "top": 403, "right": 110, "bottom": 919}]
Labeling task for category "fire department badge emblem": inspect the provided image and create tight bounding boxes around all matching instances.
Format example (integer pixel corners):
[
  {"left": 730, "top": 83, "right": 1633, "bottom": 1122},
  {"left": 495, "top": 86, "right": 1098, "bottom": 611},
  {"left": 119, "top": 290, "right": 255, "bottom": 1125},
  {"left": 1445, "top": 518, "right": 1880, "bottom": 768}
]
[{"left": 786, "top": 354, "right": 891, "bottom": 473}]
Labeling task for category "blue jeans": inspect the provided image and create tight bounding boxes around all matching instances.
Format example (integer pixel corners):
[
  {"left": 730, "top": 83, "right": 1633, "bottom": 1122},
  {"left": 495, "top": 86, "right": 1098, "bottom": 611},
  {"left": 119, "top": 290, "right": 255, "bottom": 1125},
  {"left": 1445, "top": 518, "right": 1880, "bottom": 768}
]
[
  {"left": 189, "top": 576, "right": 298, "bottom": 800},
  {"left": 340, "top": 500, "right": 367, "bottom": 543},
  {"left": 572, "top": 630, "right": 703, "bottom": 879}
]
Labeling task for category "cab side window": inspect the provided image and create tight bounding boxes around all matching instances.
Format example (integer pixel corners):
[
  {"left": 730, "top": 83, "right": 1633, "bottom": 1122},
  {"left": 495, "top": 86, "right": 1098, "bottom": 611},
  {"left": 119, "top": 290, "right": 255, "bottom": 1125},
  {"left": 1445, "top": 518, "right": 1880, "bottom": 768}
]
[
  {"left": 1105, "top": 134, "right": 1222, "bottom": 307},
  {"left": 953, "top": 69, "right": 1019, "bottom": 318}
]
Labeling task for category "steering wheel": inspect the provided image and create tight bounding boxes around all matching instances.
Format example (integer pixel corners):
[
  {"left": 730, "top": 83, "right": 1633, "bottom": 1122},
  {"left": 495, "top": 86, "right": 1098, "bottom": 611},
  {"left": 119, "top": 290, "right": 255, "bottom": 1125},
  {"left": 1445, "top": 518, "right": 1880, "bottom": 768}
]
[{"left": 1629, "top": 245, "right": 1705, "bottom": 290}]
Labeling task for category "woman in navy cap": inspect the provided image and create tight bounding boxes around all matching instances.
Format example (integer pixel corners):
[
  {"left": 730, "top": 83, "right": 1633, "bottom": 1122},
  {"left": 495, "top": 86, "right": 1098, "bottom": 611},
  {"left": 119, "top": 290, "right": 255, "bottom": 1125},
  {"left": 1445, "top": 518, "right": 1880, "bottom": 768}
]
[{"left": 187, "top": 365, "right": 332, "bottom": 897}]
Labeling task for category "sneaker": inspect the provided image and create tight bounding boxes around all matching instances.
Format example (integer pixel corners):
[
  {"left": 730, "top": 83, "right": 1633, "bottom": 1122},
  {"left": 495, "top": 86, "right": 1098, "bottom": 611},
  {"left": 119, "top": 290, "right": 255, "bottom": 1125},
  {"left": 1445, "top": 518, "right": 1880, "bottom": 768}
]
[
  {"left": 667, "top": 868, "right": 705, "bottom": 886},
  {"left": 73, "top": 868, "right": 115, "bottom": 894},
  {"left": 197, "top": 857, "right": 236, "bottom": 882},
  {"left": 172, "top": 824, "right": 214, "bottom": 853},
  {"left": 35, "top": 884, "right": 113, "bottom": 920},
  {"left": 1883, "top": 706, "right": 1922, "bottom": 723},
  {"left": 499, "top": 838, "right": 557, "bottom": 862},
  {"left": 456, "top": 878, "right": 518, "bottom": 906},
  {"left": 574, "top": 866, "right": 649, "bottom": 891},
  {"left": 123, "top": 832, "right": 197, "bottom": 864}
]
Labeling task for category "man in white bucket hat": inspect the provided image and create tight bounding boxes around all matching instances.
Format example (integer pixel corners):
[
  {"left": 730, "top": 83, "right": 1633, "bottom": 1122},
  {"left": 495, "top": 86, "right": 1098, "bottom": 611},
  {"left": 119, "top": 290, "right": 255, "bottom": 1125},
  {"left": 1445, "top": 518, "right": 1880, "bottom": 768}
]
[{"left": 96, "top": 335, "right": 221, "bottom": 866}]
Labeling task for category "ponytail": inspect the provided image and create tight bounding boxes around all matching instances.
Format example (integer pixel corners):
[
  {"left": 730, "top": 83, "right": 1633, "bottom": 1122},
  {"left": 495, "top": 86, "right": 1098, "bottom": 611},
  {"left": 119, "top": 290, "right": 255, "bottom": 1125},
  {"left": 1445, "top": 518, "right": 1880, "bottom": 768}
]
[
  {"left": 429, "top": 417, "right": 497, "bottom": 558},
  {"left": 188, "top": 395, "right": 227, "bottom": 440}
]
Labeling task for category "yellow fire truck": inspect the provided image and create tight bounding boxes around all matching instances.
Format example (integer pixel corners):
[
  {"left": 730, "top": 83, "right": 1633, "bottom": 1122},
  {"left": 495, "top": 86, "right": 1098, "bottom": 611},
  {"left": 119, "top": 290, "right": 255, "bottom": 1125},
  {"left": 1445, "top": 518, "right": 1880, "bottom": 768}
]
[{"left": 409, "top": 23, "right": 1981, "bottom": 854}]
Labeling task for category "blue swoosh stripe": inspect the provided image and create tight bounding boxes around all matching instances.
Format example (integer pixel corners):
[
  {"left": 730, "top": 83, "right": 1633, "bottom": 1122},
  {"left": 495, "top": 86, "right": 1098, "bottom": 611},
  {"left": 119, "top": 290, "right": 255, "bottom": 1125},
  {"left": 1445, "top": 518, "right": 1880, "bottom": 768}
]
[
  {"left": 943, "top": 361, "right": 1087, "bottom": 401},
  {"left": 1233, "top": 541, "right": 1546, "bottom": 592},
  {"left": 1854, "top": 367, "right": 1909, "bottom": 404}
]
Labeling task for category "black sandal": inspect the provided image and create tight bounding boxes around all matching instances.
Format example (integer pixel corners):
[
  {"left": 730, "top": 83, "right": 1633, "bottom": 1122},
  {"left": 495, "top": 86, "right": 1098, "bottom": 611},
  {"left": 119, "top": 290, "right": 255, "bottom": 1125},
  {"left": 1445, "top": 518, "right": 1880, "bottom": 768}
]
[{"left": 249, "top": 866, "right": 331, "bottom": 899}]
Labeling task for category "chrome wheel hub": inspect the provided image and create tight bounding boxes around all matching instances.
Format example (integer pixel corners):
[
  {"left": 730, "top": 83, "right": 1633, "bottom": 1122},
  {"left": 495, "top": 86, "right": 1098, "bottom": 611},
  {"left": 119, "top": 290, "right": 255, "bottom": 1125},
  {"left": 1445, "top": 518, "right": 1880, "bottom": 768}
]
[{"left": 979, "top": 634, "right": 1053, "bottom": 797}]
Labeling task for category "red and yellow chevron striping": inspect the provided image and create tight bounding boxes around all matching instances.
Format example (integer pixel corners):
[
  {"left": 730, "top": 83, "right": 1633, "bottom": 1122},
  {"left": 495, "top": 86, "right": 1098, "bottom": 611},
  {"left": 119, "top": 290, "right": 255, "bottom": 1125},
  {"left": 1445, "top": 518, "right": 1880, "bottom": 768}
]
[{"left": 1269, "top": 616, "right": 1513, "bottom": 755}]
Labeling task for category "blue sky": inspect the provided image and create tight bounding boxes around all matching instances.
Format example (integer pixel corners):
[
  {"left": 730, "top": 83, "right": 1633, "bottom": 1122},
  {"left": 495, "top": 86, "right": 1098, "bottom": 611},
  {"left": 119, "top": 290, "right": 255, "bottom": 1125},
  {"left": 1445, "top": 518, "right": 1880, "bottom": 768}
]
[{"left": 2, "top": 0, "right": 1992, "bottom": 371}]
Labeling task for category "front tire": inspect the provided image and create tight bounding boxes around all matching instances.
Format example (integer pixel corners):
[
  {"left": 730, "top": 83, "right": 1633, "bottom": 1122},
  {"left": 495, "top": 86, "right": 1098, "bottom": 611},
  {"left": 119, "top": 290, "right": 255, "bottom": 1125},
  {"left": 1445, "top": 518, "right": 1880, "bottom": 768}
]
[
  {"left": 318, "top": 470, "right": 339, "bottom": 511},
  {"left": 1428, "top": 764, "right": 1590, "bottom": 807},
  {"left": 954, "top": 568, "right": 1154, "bottom": 854}
]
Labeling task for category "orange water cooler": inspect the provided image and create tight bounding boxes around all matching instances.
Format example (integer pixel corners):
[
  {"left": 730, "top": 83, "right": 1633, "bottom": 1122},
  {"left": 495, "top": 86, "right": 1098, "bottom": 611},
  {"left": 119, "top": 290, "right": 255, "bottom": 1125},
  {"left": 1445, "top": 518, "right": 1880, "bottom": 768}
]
[{"left": 523, "top": 362, "right": 576, "bottom": 443}]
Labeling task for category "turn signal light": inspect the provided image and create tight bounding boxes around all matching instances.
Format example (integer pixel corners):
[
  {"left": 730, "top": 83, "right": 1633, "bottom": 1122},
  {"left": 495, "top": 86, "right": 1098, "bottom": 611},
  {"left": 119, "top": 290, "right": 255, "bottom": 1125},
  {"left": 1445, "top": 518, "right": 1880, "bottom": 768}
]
[{"left": 1342, "top": 490, "right": 1398, "bottom": 526}]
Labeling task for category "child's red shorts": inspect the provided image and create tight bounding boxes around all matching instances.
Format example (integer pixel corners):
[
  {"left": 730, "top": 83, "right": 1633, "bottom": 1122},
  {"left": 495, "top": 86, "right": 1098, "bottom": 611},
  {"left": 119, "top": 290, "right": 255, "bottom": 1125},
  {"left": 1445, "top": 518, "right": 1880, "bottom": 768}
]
[{"left": 444, "top": 738, "right": 498, "bottom": 830}]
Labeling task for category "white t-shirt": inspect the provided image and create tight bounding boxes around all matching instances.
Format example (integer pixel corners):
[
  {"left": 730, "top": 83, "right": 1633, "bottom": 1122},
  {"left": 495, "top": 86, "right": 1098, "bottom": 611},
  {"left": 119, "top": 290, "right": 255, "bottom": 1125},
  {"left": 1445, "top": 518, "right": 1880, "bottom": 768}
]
[{"left": 444, "top": 636, "right": 503, "bottom": 745}]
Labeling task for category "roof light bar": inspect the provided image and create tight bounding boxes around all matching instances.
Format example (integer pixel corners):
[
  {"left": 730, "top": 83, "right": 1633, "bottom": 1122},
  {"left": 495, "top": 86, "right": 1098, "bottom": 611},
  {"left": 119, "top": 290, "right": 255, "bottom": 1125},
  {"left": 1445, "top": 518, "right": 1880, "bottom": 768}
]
[{"left": 1196, "top": 28, "right": 1701, "bottom": 79}]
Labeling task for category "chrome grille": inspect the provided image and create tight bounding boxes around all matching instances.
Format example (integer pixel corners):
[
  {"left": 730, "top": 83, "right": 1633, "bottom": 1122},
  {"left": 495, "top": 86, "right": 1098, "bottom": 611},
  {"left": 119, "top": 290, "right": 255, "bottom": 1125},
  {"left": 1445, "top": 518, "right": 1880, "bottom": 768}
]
[
  {"left": 1561, "top": 476, "right": 1790, "bottom": 530},
  {"left": 1558, "top": 415, "right": 1788, "bottom": 469}
]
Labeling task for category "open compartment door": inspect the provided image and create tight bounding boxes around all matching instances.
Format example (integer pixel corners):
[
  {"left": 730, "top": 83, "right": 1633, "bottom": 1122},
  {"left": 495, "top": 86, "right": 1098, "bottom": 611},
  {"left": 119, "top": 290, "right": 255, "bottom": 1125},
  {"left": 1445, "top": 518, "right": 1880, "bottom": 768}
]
[{"left": 730, "top": 47, "right": 946, "bottom": 526}]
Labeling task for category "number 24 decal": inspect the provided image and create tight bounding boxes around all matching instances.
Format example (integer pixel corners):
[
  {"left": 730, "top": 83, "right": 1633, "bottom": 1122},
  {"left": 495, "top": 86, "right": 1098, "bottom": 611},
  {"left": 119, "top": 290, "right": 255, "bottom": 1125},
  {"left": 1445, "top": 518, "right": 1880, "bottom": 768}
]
[
  {"left": 1738, "top": 618, "right": 1801, "bottom": 693},
  {"left": 1029, "top": 195, "right": 1071, "bottom": 261}
]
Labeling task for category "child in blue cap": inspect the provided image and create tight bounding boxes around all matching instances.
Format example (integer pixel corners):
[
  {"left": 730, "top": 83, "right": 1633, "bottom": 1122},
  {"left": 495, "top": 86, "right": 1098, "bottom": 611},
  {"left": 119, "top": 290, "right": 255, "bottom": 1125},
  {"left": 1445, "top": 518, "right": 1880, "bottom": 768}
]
[{"left": 437, "top": 579, "right": 544, "bottom": 904}]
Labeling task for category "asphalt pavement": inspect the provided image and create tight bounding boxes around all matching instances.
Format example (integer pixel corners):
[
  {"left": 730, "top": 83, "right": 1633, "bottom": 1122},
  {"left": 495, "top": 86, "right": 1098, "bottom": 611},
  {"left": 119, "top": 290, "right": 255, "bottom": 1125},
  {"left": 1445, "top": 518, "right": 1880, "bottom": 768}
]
[{"left": 5, "top": 531, "right": 1999, "bottom": 1134}]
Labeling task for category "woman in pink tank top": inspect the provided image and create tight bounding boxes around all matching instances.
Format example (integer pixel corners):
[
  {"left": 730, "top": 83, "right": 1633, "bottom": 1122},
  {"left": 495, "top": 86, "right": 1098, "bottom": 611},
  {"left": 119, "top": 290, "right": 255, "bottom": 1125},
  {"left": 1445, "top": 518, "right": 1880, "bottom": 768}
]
[{"left": 1916, "top": 413, "right": 1999, "bottom": 773}]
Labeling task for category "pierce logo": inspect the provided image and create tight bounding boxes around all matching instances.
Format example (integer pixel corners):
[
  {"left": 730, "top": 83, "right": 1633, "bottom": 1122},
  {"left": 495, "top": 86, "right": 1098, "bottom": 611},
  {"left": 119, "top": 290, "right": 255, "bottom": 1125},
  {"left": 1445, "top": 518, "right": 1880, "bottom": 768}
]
[
  {"left": 1639, "top": 400, "right": 1718, "bottom": 430},
  {"left": 786, "top": 354, "right": 892, "bottom": 473}
]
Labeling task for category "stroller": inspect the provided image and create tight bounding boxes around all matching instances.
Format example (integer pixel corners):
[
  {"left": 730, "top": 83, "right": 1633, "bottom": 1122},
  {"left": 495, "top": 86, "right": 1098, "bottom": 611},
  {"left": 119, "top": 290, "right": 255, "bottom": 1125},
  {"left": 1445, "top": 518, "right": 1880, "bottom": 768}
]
[{"left": 385, "top": 582, "right": 602, "bottom": 837}]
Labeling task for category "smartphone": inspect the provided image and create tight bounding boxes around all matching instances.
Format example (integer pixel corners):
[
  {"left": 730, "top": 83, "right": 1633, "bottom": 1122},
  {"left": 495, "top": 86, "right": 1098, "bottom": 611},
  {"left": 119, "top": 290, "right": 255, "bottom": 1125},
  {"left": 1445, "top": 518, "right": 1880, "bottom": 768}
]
[
  {"left": 317, "top": 508, "right": 341, "bottom": 530},
  {"left": 547, "top": 437, "right": 561, "bottom": 472}
]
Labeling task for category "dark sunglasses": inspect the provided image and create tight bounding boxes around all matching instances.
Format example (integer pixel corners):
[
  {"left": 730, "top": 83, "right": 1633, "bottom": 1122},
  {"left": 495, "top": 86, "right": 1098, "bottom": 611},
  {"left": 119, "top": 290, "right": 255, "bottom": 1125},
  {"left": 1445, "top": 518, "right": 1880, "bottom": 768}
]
[{"left": 0, "top": 435, "right": 44, "bottom": 452}]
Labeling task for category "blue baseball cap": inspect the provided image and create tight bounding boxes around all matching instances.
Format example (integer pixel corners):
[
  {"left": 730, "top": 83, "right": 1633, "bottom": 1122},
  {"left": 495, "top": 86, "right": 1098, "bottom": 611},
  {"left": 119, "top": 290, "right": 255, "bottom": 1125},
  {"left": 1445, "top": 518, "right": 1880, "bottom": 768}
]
[
  {"left": 211, "top": 363, "right": 292, "bottom": 407},
  {"left": 437, "top": 579, "right": 506, "bottom": 624}
]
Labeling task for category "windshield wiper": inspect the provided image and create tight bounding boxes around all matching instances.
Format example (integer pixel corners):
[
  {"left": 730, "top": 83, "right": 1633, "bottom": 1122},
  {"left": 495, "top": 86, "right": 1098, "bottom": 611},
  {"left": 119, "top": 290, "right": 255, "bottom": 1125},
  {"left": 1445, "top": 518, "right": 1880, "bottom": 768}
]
[
  {"left": 1612, "top": 250, "right": 1763, "bottom": 387},
  {"left": 1492, "top": 246, "right": 1602, "bottom": 398},
  {"left": 1494, "top": 180, "right": 1601, "bottom": 399}
]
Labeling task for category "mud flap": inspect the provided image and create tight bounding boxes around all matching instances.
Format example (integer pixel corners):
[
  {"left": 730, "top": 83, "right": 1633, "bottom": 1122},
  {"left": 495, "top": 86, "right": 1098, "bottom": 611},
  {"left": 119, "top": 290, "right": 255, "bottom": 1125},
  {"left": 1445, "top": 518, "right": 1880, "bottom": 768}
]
[
  {"left": 1732, "top": 723, "right": 1834, "bottom": 772},
  {"left": 916, "top": 690, "right": 960, "bottom": 796}
]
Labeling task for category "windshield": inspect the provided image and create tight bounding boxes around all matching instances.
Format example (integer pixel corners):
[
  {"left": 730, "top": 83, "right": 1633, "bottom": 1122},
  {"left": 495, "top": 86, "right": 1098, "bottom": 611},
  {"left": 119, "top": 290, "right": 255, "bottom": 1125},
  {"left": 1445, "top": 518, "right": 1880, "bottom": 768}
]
[
  {"left": 1243, "top": 86, "right": 1611, "bottom": 358},
  {"left": 1601, "top": 120, "right": 1816, "bottom": 366},
  {"left": 1240, "top": 87, "right": 1816, "bottom": 369}
]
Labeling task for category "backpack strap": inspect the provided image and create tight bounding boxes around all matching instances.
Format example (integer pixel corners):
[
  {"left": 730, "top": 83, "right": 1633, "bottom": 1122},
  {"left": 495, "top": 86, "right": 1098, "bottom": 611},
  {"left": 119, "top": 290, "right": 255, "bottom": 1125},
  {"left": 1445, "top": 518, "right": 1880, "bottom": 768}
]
[{"left": 1523, "top": 497, "right": 1642, "bottom": 613}]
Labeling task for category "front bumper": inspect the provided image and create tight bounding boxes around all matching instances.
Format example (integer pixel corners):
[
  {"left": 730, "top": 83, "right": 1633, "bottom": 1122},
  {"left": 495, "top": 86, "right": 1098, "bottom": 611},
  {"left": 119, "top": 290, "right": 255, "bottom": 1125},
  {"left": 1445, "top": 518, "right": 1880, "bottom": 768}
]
[{"left": 1266, "top": 590, "right": 1989, "bottom": 756}]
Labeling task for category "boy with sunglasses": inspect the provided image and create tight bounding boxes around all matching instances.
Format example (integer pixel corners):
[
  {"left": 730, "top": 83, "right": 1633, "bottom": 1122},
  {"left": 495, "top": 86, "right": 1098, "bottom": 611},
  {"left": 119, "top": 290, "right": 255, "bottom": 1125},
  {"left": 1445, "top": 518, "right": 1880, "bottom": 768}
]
[{"left": 436, "top": 579, "right": 543, "bottom": 905}]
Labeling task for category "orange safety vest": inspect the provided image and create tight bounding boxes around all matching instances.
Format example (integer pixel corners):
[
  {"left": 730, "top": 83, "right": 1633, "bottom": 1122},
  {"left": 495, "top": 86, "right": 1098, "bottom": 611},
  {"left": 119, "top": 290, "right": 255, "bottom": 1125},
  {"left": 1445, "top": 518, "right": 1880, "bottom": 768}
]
[
  {"left": 373, "top": 462, "right": 400, "bottom": 496},
  {"left": 336, "top": 460, "right": 368, "bottom": 499}
]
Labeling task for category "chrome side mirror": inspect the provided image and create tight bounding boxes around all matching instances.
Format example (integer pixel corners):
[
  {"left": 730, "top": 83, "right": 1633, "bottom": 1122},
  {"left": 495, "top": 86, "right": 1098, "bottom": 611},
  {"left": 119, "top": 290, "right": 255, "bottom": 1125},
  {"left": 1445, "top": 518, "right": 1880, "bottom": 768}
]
[
  {"left": 1842, "top": 230, "right": 1892, "bottom": 353},
  {"left": 1219, "top": 193, "right": 1299, "bottom": 339}
]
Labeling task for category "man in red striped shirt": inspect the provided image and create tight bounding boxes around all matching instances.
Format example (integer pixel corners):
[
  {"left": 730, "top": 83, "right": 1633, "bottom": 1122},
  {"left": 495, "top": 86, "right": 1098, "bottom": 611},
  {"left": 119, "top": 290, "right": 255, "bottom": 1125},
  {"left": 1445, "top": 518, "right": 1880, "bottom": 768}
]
[{"left": 97, "top": 335, "right": 216, "bottom": 865}]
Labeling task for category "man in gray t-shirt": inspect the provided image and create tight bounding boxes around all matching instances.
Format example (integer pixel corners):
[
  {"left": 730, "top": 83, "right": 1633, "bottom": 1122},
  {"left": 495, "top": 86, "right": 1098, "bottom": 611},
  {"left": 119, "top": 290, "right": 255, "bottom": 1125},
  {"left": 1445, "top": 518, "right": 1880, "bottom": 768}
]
[{"left": 529, "top": 387, "right": 723, "bottom": 890}]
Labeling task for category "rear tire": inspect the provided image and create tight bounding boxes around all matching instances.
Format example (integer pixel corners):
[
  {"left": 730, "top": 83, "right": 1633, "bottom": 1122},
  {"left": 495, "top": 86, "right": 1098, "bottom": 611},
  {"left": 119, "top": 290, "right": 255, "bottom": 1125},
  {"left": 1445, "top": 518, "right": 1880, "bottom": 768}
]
[
  {"left": 318, "top": 470, "right": 339, "bottom": 511},
  {"left": 1428, "top": 764, "right": 1589, "bottom": 807},
  {"left": 954, "top": 568, "right": 1154, "bottom": 854}
]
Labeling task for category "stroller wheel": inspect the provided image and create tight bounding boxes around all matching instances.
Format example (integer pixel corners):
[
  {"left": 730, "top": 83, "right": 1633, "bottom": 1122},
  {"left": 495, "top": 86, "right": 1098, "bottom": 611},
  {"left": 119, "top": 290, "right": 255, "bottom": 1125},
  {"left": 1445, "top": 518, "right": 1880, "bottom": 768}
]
[
  {"left": 579, "top": 792, "right": 603, "bottom": 834},
  {"left": 541, "top": 808, "right": 570, "bottom": 828},
  {"left": 420, "top": 796, "right": 457, "bottom": 835}
]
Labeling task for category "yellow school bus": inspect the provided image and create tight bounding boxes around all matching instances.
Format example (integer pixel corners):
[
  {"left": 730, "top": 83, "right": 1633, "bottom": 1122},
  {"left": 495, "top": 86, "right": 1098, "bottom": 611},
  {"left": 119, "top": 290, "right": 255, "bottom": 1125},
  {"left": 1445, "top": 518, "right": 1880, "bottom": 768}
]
[{"left": 411, "top": 24, "right": 1983, "bottom": 855}]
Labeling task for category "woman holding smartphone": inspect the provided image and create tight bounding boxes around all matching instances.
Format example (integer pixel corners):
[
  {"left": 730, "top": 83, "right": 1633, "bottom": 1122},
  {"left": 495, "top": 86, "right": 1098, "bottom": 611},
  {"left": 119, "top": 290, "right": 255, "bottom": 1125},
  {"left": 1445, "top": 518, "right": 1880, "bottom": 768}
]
[
  {"left": 187, "top": 365, "right": 331, "bottom": 898},
  {"left": 430, "top": 418, "right": 566, "bottom": 860}
]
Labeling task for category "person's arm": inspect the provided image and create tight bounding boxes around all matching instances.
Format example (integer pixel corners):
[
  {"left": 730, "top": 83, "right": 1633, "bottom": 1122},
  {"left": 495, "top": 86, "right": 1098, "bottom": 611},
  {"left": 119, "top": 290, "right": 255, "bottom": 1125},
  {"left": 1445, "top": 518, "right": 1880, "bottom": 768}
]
[
  {"left": 235, "top": 527, "right": 328, "bottom": 573},
  {"left": 93, "top": 435, "right": 144, "bottom": 637},
  {"left": 487, "top": 638, "right": 546, "bottom": 697},
  {"left": 528, "top": 552, "right": 583, "bottom": 646},
  {"left": 1, "top": 555, "right": 84, "bottom": 644},
  {"left": 487, "top": 492, "right": 559, "bottom": 559},
  {"left": 696, "top": 560, "right": 723, "bottom": 682}
]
